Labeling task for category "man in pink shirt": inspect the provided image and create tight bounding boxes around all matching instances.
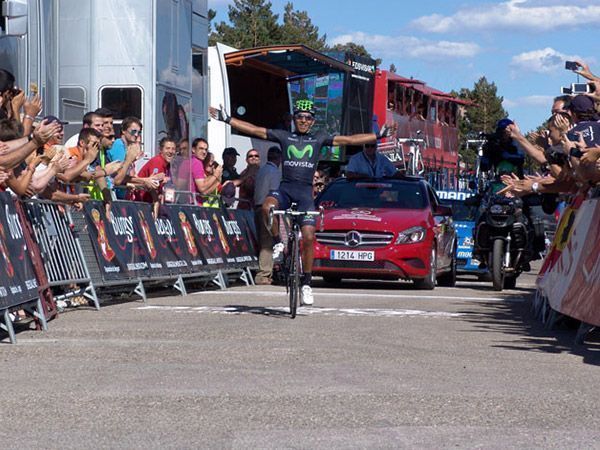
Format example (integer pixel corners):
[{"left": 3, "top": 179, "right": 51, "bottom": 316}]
[{"left": 174, "top": 137, "right": 221, "bottom": 203}]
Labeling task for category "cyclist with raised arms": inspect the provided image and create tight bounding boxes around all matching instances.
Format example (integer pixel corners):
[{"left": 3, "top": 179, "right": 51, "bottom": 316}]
[{"left": 210, "top": 100, "right": 395, "bottom": 306}]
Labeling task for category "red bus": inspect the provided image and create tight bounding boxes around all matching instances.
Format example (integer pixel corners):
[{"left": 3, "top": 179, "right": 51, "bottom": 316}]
[{"left": 373, "top": 69, "right": 471, "bottom": 190}]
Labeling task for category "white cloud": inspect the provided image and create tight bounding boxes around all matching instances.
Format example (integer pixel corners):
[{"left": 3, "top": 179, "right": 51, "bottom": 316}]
[
  {"left": 411, "top": 0, "right": 600, "bottom": 33},
  {"left": 510, "top": 47, "right": 582, "bottom": 74},
  {"left": 329, "top": 32, "right": 481, "bottom": 61},
  {"left": 503, "top": 95, "right": 555, "bottom": 109}
]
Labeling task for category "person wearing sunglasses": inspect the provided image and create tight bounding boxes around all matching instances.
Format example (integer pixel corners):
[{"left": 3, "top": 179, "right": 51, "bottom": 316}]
[
  {"left": 106, "top": 116, "right": 142, "bottom": 165},
  {"left": 210, "top": 99, "right": 396, "bottom": 306},
  {"left": 238, "top": 149, "right": 261, "bottom": 210},
  {"left": 104, "top": 116, "right": 143, "bottom": 199}
]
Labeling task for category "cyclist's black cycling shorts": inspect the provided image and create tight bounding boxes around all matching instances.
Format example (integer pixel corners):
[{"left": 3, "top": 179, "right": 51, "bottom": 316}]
[{"left": 268, "top": 182, "right": 316, "bottom": 227}]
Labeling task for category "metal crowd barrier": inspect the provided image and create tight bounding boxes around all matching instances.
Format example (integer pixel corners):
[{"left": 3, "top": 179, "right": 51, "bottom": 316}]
[{"left": 22, "top": 199, "right": 100, "bottom": 309}]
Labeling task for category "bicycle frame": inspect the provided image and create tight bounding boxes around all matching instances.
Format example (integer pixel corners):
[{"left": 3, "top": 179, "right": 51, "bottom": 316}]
[
  {"left": 397, "top": 136, "right": 426, "bottom": 176},
  {"left": 268, "top": 205, "right": 324, "bottom": 318},
  {"left": 466, "top": 138, "right": 488, "bottom": 193}
]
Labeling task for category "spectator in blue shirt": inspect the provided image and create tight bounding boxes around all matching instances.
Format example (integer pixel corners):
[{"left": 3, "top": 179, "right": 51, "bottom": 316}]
[
  {"left": 346, "top": 143, "right": 397, "bottom": 178},
  {"left": 106, "top": 116, "right": 142, "bottom": 164}
]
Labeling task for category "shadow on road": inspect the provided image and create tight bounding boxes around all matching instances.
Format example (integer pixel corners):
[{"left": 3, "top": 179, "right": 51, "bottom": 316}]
[
  {"left": 455, "top": 289, "right": 600, "bottom": 366},
  {"left": 224, "top": 304, "right": 292, "bottom": 318}
]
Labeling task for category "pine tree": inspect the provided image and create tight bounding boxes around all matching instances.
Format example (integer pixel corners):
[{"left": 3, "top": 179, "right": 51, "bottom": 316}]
[
  {"left": 279, "top": 2, "right": 327, "bottom": 50},
  {"left": 210, "top": 0, "right": 282, "bottom": 49},
  {"left": 207, "top": 9, "right": 218, "bottom": 45},
  {"left": 329, "top": 42, "right": 381, "bottom": 66},
  {"left": 330, "top": 42, "right": 372, "bottom": 58},
  {"left": 460, "top": 77, "right": 507, "bottom": 136},
  {"left": 453, "top": 78, "right": 507, "bottom": 167}
]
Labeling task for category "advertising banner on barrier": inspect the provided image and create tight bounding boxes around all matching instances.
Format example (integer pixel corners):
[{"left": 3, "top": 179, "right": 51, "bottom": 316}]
[
  {"left": 0, "top": 193, "right": 39, "bottom": 309},
  {"left": 153, "top": 210, "right": 194, "bottom": 274},
  {"left": 537, "top": 197, "right": 600, "bottom": 326},
  {"left": 84, "top": 201, "right": 168, "bottom": 280},
  {"left": 537, "top": 193, "right": 585, "bottom": 281},
  {"left": 85, "top": 201, "right": 258, "bottom": 282},
  {"left": 162, "top": 204, "right": 214, "bottom": 269},
  {"left": 218, "top": 208, "right": 259, "bottom": 266},
  {"left": 232, "top": 208, "right": 259, "bottom": 258}
]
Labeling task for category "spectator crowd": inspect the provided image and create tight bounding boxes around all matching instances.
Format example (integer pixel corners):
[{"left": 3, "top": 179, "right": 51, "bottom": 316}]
[
  {"left": 497, "top": 60, "right": 600, "bottom": 198},
  {"left": 0, "top": 68, "right": 278, "bottom": 218}
]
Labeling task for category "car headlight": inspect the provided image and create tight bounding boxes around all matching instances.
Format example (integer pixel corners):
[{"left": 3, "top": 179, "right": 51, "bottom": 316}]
[{"left": 395, "top": 226, "right": 426, "bottom": 244}]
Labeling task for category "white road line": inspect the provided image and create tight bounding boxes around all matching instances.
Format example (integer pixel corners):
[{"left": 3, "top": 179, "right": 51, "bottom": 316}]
[
  {"left": 135, "top": 305, "right": 464, "bottom": 318},
  {"left": 190, "top": 290, "right": 527, "bottom": 303}
]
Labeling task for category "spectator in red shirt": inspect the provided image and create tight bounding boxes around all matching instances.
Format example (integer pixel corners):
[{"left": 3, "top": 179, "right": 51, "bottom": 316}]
[{"left": 134, "top": 136, "right": 176, "bottom": 203}]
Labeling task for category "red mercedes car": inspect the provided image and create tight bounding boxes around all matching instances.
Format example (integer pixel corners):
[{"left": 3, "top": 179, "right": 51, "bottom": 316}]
[{"left": 313, "top": 177, "right": 457, "bottom": 289}]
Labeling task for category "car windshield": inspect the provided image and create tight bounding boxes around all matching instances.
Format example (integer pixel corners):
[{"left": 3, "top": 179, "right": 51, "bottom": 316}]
[
  {"left": 445, "top": 200, "right": 478, "bottom": 221},
  {"left": 317, "top": 180, "right": 427, "bottom": 209}
]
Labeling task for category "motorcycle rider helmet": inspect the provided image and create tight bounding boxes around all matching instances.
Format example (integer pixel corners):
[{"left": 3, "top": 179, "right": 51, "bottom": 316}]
[
  {"left": 496, "top": 118, "right": 514, "bottom": 132},
  {"left": 293, "top": 99, "right": 316, "bottom": 116},
  {"left": 496, "top": 160, "right": 517, "bottom": 176}
]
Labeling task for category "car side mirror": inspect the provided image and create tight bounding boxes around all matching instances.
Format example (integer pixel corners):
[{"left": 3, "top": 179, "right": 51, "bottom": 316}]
[{"left": 434, "top": 204, "right": 452, "bottom": 216}]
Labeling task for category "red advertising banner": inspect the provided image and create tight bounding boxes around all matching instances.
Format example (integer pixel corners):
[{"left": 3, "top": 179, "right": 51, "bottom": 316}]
[
  {"left": 0, "top": 193, "right": 39, "bottom": 309},
  {"left": 84, "top": 201, "right": 258, "bottom": 283},
  {"left": 537, "top": 196, "right": 600, "bottom": 326}
]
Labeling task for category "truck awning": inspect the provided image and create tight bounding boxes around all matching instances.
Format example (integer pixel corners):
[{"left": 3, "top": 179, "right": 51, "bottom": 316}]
[{"left": 224, "top": 45, "right": 354, "bottom": 78}]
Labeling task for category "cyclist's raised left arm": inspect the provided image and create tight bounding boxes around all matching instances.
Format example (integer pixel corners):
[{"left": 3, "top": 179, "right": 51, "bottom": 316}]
[
  {"left": 332, "top": 122, "right": 397, "bottom": 146},
  {"left": 332, "top": 133, "right": 377, "bottom": 146}
]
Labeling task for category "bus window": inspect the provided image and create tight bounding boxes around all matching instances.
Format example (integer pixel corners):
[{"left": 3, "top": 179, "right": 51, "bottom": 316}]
[
  {"left": 429, "top": 100, "right": 437, "bottom": 123},
  {"left": 100, "top": 86, "right": 143, "bottom": 121},
  {"left": 387, "top": 86, "right": 395, "bottom": 110}
]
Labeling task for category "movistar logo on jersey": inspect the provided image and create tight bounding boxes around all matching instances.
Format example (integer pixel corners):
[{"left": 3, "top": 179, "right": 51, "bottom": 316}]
[{"left": 287, "top": 144, "right": 313, "bottom": 160}]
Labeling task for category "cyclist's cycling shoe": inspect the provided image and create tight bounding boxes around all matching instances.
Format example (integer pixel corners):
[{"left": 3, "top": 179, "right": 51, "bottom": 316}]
[
  {"left": 272, "top": 242, "right": 285, "bottom": 262},
  {"left": 301, "top": 285, "right": 314, "bottom": 306}
]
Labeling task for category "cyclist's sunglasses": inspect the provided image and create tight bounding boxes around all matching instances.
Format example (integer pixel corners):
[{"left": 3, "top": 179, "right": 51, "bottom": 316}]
[{"left": 294, "top": 113, "right": 314, "bottom": 121}]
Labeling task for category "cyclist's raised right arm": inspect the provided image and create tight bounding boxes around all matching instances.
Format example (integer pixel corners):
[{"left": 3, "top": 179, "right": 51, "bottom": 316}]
[
  {"left": 229, "top": 118, "right": 268, "bottom": 140},
  {"left": 209, "top": 106, "right": 268, "bottom": 140}
]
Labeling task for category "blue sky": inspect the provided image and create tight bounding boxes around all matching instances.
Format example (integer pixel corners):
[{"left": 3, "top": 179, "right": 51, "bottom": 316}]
[{"left": 208, "top": 0, "right": 599, "bottom": 132}]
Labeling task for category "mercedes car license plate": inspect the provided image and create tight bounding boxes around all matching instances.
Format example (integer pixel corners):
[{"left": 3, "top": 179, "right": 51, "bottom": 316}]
[{"left": 330, "top": 250, "right": 375, "bottom": 261}]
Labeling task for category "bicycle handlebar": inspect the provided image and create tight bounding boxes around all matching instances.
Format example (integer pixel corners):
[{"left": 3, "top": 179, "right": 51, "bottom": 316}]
[
  {"left": 271, "top": 210, "right": 321, "bottom": 217},
  {"left": 397, "top": 138, "right": 425, "bottom": 144},
  {"left": 268, "top": 206, "right": 325, "bottom": 231}
]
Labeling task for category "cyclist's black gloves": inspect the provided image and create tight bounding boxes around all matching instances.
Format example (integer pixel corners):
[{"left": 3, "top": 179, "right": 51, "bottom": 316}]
[{"left": 215, "top": 104, "right": 231, "bottom": 124}]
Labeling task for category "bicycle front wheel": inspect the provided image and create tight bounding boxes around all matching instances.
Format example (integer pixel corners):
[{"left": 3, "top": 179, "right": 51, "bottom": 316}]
[{"left": 288, "top": 233, "right": 301, "bottom": 318}]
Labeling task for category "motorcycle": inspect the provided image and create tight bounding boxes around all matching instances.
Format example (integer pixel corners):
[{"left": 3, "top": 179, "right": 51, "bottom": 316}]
[{"left": 473, "top": 194, "right": 532, "bottom": 291}]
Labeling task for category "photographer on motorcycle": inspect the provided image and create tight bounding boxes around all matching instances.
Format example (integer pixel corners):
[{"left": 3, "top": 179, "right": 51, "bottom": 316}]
[
  {"left": 471, "top": 119, "right": 543, "bottom": 288},
  {"left": 480, "top": 118, "right": 525, "bottom": 189}
]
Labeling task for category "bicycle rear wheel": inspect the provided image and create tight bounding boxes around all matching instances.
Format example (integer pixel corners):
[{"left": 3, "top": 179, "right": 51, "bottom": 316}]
[{"left": 288, "top": 233, "right": 300, "bottom": 318}]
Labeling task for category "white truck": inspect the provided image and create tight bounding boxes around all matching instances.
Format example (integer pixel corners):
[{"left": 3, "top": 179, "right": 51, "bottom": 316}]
[{"left": 0, "top": 0, "right": 209, "bottom": 161}]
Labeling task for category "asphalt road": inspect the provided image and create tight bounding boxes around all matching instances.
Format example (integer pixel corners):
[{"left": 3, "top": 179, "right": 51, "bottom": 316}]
[{"left": 2, "top": 270, "right": 600, "bottom": 449}]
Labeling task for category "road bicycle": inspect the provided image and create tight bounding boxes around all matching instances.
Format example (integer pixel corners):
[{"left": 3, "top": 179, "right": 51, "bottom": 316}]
[
  {"left": 466, "top": 133, "right": 488, "bottom": 192},
  {"left": 397, "top": 130, "right": 425, "bottom": 176},
  {"left": 268, "top": 203, "right": 323, "bottom": 318}
]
